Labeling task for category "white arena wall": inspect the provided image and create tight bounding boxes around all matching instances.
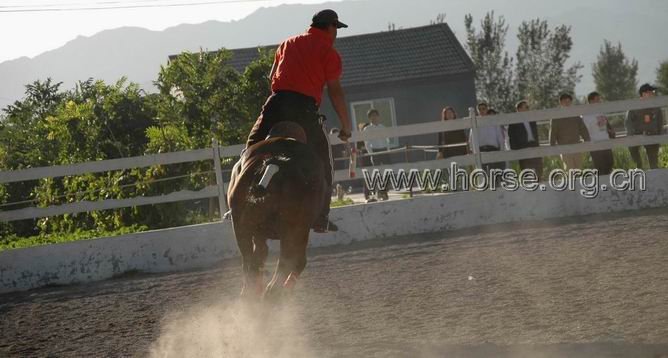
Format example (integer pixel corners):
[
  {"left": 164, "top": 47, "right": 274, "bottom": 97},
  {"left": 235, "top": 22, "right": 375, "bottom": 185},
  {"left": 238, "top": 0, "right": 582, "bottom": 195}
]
[{"left": 2, "top": 169, "right": 668, "bottom": 294}]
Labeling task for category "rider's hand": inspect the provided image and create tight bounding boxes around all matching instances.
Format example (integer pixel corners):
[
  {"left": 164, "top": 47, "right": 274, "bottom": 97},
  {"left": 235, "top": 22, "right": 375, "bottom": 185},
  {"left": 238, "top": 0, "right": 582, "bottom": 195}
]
[{"left": 338, "top": 128, "right": 352, "bottom": 142}]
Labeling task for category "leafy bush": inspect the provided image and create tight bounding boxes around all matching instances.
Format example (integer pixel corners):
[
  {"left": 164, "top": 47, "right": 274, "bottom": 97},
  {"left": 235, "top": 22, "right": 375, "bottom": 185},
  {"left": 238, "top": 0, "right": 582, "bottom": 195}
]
[
  {"left": 660, "top": 145, "right": 668, "bottom": 168},
  {"left": 0, "top": 48, "right": 273, "bottom": 247}
]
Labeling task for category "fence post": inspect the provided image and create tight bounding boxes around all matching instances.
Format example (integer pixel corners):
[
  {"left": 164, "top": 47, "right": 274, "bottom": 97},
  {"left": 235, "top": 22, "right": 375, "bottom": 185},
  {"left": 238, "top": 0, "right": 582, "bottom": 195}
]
[
  {"left": 469, "top": 107, "right": 483, "bottom": 170},
  {"left": 212, "top": 139, "right": 228, "bottom": 221}
]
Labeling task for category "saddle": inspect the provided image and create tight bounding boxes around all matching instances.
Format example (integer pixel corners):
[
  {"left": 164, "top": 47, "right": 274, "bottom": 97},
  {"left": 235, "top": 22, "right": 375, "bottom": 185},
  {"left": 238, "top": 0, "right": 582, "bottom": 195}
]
[{"left": 229, "top": 121, "right": 309, "bottom": 197}]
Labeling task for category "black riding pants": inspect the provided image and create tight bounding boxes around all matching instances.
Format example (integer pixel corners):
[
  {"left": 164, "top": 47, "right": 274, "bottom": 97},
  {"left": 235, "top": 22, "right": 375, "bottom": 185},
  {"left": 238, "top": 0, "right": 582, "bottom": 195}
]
[{"left": 246, "top": 91, "right": 333, "bottom": 219}]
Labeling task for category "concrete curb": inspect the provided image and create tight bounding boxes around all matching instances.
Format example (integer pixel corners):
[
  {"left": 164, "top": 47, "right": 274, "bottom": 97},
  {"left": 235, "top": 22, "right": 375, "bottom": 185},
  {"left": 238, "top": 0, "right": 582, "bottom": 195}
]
[{"left": 2, "top": 169, "right": 667, "bottom": 294}]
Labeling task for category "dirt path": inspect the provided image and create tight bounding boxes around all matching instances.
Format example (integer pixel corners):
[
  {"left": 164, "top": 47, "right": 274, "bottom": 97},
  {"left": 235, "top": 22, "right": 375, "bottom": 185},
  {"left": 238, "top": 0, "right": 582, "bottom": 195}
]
[{"left": 2, "top": 209, "right": 668, "bottom": 357}]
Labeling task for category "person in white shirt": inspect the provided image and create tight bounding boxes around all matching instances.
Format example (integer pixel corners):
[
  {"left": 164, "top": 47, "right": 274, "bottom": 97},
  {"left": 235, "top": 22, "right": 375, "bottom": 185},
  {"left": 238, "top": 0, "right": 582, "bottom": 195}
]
[
  {"left": 362, "top": 109, "right": 390, "bottom": 200},
  {"left": 469, "top": 107, "right": 507, "bottom": 181},
  {"left": 363, "top": 109, "right": 391, "bottom": 156},
  {"left": 471, "top": 103, "right": 505, "bottom": 150},
  {"left": 469, "top": 102, "right": 504, "bottom": 151},
  {"left": 581, "top": 91, "right": 615, "bottom": 175}
]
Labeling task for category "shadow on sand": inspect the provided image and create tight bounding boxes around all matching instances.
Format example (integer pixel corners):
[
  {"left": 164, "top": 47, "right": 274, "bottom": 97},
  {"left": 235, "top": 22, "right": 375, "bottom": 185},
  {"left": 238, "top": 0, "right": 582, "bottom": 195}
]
[{"left": 411, "top": 342, "right": 668, "bottom": 358}]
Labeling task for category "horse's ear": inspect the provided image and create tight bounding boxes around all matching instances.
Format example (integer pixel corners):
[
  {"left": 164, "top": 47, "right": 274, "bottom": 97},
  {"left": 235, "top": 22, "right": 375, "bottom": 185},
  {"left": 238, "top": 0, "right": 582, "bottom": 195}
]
[{"left": 267, "top": 121, "right": 307, "bottom": 144}]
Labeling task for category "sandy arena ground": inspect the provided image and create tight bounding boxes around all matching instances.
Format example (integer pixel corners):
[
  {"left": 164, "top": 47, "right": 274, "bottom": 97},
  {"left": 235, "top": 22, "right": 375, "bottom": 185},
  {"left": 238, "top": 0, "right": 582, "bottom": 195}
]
[{"left": 1, "top": 208, "right": 668, "bottom": 357}]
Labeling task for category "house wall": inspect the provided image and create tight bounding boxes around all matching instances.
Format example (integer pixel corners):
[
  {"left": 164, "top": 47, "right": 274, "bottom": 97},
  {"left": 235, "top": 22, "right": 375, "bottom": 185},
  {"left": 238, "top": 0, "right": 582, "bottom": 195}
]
[{"left": 320, "top": 72, "right": 477, "bottom": 157}]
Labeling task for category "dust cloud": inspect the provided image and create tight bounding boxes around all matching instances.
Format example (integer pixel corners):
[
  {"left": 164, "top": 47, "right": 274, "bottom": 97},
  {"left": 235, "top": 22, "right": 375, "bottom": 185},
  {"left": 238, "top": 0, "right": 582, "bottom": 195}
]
[{"left": 149, "top": 297, "right": 313, "bottom": 358}]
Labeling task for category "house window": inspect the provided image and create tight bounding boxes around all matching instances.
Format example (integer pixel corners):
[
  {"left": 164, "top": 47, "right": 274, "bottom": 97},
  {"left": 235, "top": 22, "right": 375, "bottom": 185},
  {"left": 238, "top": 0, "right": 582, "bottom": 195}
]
[{"left": 350, "top": 98, "right": 398, "bottom": 148}]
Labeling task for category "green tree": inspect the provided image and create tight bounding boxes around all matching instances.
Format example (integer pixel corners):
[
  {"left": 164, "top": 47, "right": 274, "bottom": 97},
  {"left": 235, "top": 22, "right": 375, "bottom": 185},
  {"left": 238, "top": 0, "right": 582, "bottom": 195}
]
[
  {"left": 1, "top": 47, "right": 274, "bottom": 242},
  {"left": 235, "top": 48, "right": 274, "bottom": 135},
  {"left": 143, "top": 48, "right": 273, "bottom": 226},
  {"left": 656, "top": 60, "right": 668, "bottom": 95},
  {"left": 32, "top": 78, "right": 158, "bottom": 234},
  {"left": 43, "top": 78, "right": 156, "bottom": 164},
  {"left": 430, "top": 13, "right": 446, "bottom": 25},
  {"left": 1, "top": 79, "right": 64, "bottom": 169},
  {"left": 515, "top": 19, "right": 583, "bottom": 109},
  {"left": 155, "top": 49, "right": 244, "bottom": 150},
  {"left": 0, "top": 79, "right": 65, "bottom": 236},
  {"left": 465, "top": 12, "right": 517, "bottom": 112},
  {"left": 0, "top": 77, "right": 161, "bottom": 236},
  {"left": 592, "top": 40, "right": 638, "bottom": 101},
  {"left": 153, "top": 48, "right": 273, "bottom": 150}
]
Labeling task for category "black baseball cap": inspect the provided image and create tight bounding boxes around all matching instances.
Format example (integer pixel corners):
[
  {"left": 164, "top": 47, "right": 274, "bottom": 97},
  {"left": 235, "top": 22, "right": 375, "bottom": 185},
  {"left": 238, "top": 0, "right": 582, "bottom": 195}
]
[
  {"left": 311, "top": 9, "right": 348, "bottom": 28},
  {"left": 639, "top": 83, "right": 656, "bottom": 95}
]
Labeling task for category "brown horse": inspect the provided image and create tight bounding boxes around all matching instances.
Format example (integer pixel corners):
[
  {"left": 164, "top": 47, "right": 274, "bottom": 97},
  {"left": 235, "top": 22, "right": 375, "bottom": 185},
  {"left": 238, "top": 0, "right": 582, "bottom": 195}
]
[{"left": 227, "top": 121, "right": 327, "bottom": 299}]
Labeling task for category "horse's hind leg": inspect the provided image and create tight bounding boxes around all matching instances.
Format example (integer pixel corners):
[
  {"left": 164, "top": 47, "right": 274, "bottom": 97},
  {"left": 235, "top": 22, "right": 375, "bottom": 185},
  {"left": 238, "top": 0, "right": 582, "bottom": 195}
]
[
  {"left": 233, "top": 221, "right": 259, "bottom": 298},
  {"left": 264, "top": 227, "right": 309, "bottom": 299},
  {"left": 250, "top": 237, "right": 269, "bottom": 294},
  {"left": 281, "top": 229, "right": 308, "bottom": 289}
]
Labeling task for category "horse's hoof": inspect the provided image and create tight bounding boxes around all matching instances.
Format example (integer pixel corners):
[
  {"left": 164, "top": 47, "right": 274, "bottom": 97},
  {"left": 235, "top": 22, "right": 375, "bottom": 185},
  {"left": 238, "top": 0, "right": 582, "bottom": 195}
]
[
  {"left": 283, "top": 272, "right": 299, "bottom": 289},
  {"left": 262, "top": 286, "right": 283, "bottom": 303}
]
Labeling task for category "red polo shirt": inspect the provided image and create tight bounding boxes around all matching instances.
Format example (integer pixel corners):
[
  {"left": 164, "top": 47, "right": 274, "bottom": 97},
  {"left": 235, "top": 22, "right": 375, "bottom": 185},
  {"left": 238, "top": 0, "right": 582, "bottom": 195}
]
[{"left": 271, "top": 27, "right": 343, "bottom": 105}]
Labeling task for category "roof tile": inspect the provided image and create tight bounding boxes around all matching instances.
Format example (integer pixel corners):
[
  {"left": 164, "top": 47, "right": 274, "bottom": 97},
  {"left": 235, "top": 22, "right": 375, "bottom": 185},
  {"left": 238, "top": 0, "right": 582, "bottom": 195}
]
[{"left": 176, "top": 23, "right": 474, "bottom": 88}]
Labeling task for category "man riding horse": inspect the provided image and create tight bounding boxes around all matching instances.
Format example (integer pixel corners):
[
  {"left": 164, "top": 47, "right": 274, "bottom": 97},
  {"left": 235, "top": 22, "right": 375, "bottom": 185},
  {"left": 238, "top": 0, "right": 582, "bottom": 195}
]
[
  {"left": 228, "top": 121, "right": 326, "bottom": 297},
  {"left": 243, "top": 9, "right": 352, "bottom": 233},
  {"left": 227, "top": 10, "right": 352, "bottom": 297}
]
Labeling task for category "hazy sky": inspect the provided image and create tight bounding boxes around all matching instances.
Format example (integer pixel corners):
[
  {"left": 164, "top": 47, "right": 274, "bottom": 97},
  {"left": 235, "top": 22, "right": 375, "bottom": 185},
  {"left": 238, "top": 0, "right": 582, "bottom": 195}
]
[{"left": 0, "top": 0, "right": 338, "bottom": 63}]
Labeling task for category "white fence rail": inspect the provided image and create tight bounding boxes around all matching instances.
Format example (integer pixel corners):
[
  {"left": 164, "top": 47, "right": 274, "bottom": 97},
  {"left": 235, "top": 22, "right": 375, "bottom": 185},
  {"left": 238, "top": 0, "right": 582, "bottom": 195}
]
[
  {"left": 1, "top": 187, "right": 219, "bottom": 222},
  {"left": 333, "top": 96, "right": 668, "bottom": 144},
  {"left": 0, "top": 145, "right": 226, "bottom": 223},
  {"left": 1, "top": 96, "right": 667, "bottom": 223},
  {"left": 0, "top": 148, "right": 214, "bottom": 184}
]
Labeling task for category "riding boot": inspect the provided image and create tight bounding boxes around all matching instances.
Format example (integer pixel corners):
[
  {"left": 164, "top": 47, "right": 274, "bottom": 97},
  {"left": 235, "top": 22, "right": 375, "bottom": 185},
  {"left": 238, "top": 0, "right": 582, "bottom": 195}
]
[{"left": 312, "top": 185, "right": 338, "bottom": 233}]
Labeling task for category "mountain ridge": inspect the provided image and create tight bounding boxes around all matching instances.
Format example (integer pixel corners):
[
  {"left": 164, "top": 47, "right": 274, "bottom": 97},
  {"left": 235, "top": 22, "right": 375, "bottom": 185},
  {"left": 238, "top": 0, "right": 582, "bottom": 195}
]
[{"left": 1, "top": 0, "right": 666, "bottom": 109}]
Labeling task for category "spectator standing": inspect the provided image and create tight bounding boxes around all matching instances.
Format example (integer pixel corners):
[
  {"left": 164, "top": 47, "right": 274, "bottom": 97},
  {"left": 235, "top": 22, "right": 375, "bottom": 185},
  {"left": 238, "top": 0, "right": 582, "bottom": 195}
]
[
  {"left": 472, "top": 102, "right": 492, "bottom": 149},
  {"left": 477, "top": 101, "right": 489, "bottom": 117},
  {"left": 470, "top": 108, "right": 506, "bottom": 181},
  {"left": 363, "top": 109, "right": 390, "bottom": 201},
  {"left": 329, "top": 128, "right": 348, "bottom": 171},
  {"left": 625, "top": 83, "right": 664, "bottom": 169},
  {"left": 509, "top": 100, "right": 544, "bottom": 180},
  {"left": 363, "top": 109, "right": 391, "bottom": 159},
  {"left": 581, "top": 92, "right": 615, "bottom": 175},
  {"left": 549, "top": 93, "right": 590, "bottom": 170},
  {"left": 437, "top": 107, "right": 468, "bottom": 159}
]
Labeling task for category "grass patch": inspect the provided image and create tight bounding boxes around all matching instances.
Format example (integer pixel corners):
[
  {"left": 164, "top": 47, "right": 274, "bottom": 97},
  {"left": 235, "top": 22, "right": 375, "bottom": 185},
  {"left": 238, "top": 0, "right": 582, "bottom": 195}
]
[
  {"left": 0, "top": 225, "right": 148, "bottom": 252},
  {"left": 330, "top": 198, "right": 355, "bottom": 208}
]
